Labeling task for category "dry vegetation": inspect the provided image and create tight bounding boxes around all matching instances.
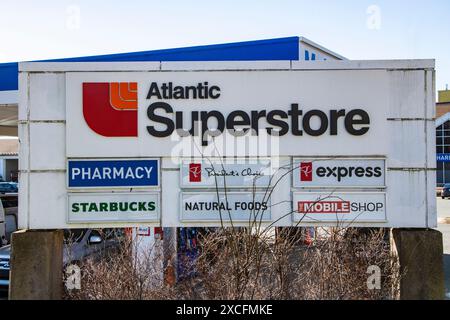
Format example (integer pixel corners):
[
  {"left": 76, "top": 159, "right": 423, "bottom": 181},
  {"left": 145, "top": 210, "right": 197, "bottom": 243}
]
[
  {"left": 64, "top": 226, "right": 400, "bottom": 300},
  {"left": 65, "top": 161, "right": 400, "bottom": 300}
]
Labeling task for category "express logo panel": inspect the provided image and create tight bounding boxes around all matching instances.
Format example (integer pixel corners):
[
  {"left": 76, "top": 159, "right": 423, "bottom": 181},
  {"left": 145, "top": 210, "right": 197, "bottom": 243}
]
[
  {"left": 300, "top": 162, "right": 313, "bottom": 181},
  {"left": 83, "top": 82, "right": 138, "bottom": 137},
  {"left": 298, "top": 161, "right": 383, "bottom": 183}
]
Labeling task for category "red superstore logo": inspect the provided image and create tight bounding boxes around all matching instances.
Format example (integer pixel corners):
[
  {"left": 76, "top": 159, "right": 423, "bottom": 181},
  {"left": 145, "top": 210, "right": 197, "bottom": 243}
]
[
  {"left": 298, "top": 201, "right": 351, "bottom": 214},
  {"left": 300, "top": 162, "right": 313, "bottom": 181},
  {"left": 83, "top": 82, "right": 138, "bottom": 137},
  {"left": 189, "top": 163, "right": 202, "bottom": 182}
]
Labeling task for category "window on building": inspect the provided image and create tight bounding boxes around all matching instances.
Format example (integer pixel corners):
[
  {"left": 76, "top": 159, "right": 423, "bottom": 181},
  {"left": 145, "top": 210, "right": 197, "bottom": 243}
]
[
  {"left": 305, "top": 50, "right": 310, "bottom": 61},
  {"left": 436, "top": 122, "right": 450, "bottom": 186},
  {"left": 311, "top": 53, "right": 316, "bottom": 61}
]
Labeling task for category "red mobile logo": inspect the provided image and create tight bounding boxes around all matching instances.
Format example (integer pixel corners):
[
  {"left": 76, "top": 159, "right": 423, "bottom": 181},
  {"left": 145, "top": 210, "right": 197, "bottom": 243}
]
[
  {"left": 83, "top": 82, "right": 138, "bottom": 137},
  {"left": 298, "top": 201, "right": 351, "bottom": 214},
  {"left": 189, "top": 163, "right": 202, "bottom": 182},
  {"left": 300, "top": 162, "right": 313, "bottom": 182}
]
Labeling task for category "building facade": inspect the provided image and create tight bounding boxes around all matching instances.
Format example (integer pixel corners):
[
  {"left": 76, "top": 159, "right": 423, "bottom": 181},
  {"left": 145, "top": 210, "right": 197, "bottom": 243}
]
[
  {"left": 0, "top": 36, "right": 344, "bottom": 185},
  {"left": 436, "top": 89, "right": 450, "bottom": 187}
]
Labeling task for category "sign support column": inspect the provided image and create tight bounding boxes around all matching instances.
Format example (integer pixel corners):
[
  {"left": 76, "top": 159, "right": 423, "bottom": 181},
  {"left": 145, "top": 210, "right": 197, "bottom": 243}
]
[
  {"left": 392, "top": 228, "right": 445, "bottom": 300},
  {"left": 9, "top": 230, "right": 64, "bottom": 300}
]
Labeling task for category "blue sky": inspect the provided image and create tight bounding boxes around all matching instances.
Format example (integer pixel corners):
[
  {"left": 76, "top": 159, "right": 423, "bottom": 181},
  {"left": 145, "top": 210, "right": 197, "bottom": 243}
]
[{"left": 1, "top": 0, "right": 449, "bottom": 92}]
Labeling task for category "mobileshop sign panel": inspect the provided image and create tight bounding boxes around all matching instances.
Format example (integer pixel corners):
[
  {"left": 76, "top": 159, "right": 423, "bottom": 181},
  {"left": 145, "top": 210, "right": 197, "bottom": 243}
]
[
  {"left": 65, "top": 70, "right": 390, "bottom": 158},
  {"left": 292, "top": 192, "right": 386, "bottom": 223}
]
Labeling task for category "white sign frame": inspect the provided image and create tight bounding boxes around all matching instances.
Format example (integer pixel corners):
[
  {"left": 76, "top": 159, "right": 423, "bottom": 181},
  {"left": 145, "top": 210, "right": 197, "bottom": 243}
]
[{"left": 18, "top": 60, "right": 436, "bottom": 229}]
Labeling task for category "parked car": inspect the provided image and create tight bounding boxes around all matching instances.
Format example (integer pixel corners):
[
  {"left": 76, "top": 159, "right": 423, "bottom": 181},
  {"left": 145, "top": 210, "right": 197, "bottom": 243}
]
[
  {"left": 0, "top": 194, "right": 20, "bottom": 294},
  {"left": 63, "top": 228, "right": 122, "bottom": 266},
  {"left": 0, "top": 228, "right": 122, "bottom": 294},
  {"left": 0, "top": 194, "right": 18, "bottom": 246},
  {"left": 0, "top": 182, "right": 18, "bottom": 194},
  {"left": 0, "top": 198, "right": 5, "bottom": 248},
  {"left": 442, "top": 184, "right": 450, "bottom": 199},
  {"left": 0, "top": 244, "right": 10, "bottom": 293}
]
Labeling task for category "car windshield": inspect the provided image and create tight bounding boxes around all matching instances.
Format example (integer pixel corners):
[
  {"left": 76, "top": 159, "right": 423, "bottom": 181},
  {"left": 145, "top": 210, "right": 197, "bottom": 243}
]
[
  {"left": 0, "top": 183, "right": 17, "bottom": 192},
  {"left": 0, "top": 196, "right": 18, "bottom": 208}
]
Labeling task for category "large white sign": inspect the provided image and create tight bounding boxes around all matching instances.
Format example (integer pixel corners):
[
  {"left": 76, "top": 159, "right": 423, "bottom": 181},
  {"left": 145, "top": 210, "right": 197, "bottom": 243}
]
[
  {"left": 180, "top": 158, "right": 272, "bottom": 188},
  {"left": 67, "top": 192, "right": 160, "bottom": 223},
  {"left": 292, "top": 158, "right": 385, "bottom": 188},
  {"left": 19, "top": 60, "right": 436, "bottom": 229},
  {"left": 292, "top": 192, "right": 386, "bottom": 223},
  {"left": 180, "top": 192, "right": 271, "bottom": 222}
]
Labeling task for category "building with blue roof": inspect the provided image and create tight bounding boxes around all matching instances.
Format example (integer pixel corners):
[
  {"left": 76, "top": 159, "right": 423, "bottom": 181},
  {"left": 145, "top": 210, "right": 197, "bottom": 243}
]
[
  {"left": 0, "top": 36, "right": 344, "bottom": 181},
  {"left": 0, "top": 36, "right": 344, "bottom": 100}
]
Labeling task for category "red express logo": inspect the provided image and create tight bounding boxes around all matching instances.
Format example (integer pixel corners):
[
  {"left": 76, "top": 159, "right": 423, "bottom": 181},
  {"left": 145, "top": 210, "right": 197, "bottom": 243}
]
[
  {"left": 83, "top": 82, "right": 138, "bottom": 137},
  {"left": 298, "top": 201, "right": 351, "bottom": 214},
  {"left": 189, "top": 163, "right": 202, "bottom": 182},
  {"left": 300, "top": 162, "right": 313, "bottom": 181}
]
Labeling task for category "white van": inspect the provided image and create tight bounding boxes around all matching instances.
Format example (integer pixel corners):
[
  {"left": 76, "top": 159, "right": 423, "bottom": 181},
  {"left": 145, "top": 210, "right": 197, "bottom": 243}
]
[
  {"left": 0, "top": 194, "right": 18, "bottom": 247},
  {"left": 0, "top": 200, "right": 5, "bottom": 247}
]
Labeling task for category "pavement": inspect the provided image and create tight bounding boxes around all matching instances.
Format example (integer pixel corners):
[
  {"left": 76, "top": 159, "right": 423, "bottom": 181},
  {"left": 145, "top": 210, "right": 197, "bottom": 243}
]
[{"left": 436, "top": 197, "right": 450, "bottom": 299}]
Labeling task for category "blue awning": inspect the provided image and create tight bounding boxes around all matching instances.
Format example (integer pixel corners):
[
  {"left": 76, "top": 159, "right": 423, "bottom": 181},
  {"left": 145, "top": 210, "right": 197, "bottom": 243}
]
[
  {"left": 0, "top": 36, "right": 299, "bottom": 91},
  {"left": 0, "top": 62, "right": 19, "bottom": 92}
]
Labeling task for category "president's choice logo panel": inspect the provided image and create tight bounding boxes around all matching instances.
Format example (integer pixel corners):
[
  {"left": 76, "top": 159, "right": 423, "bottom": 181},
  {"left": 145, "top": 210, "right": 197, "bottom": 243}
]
[{"left": 181, "top": 159, "right": 272, "bottom": 188}]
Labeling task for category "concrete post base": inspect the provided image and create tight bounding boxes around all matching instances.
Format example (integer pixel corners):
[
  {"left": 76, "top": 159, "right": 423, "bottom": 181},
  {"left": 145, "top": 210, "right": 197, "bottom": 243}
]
[
  {"left": 392, "top": 228, "right": 445, "bottom": 300},
  {"left": 9, "top": 229, "right": 63, "bottom": 300},
  {"left": 163, "top": 227, "right": 177, "bottom": 286}
]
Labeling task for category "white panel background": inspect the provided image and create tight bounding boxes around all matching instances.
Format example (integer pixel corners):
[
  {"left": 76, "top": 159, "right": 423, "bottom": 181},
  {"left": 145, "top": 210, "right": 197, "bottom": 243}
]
[{"left": 65, "top": 70, "right": 391, "bottom": 157}]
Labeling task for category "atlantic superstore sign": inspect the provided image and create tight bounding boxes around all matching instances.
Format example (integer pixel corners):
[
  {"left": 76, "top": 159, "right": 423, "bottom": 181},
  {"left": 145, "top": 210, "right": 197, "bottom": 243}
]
[
  {"left": 15, "top": 60, "right": 433, "bottom": 230},
  {"left": 65, "top": 71, "right": 388, "bottom": 158}
]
